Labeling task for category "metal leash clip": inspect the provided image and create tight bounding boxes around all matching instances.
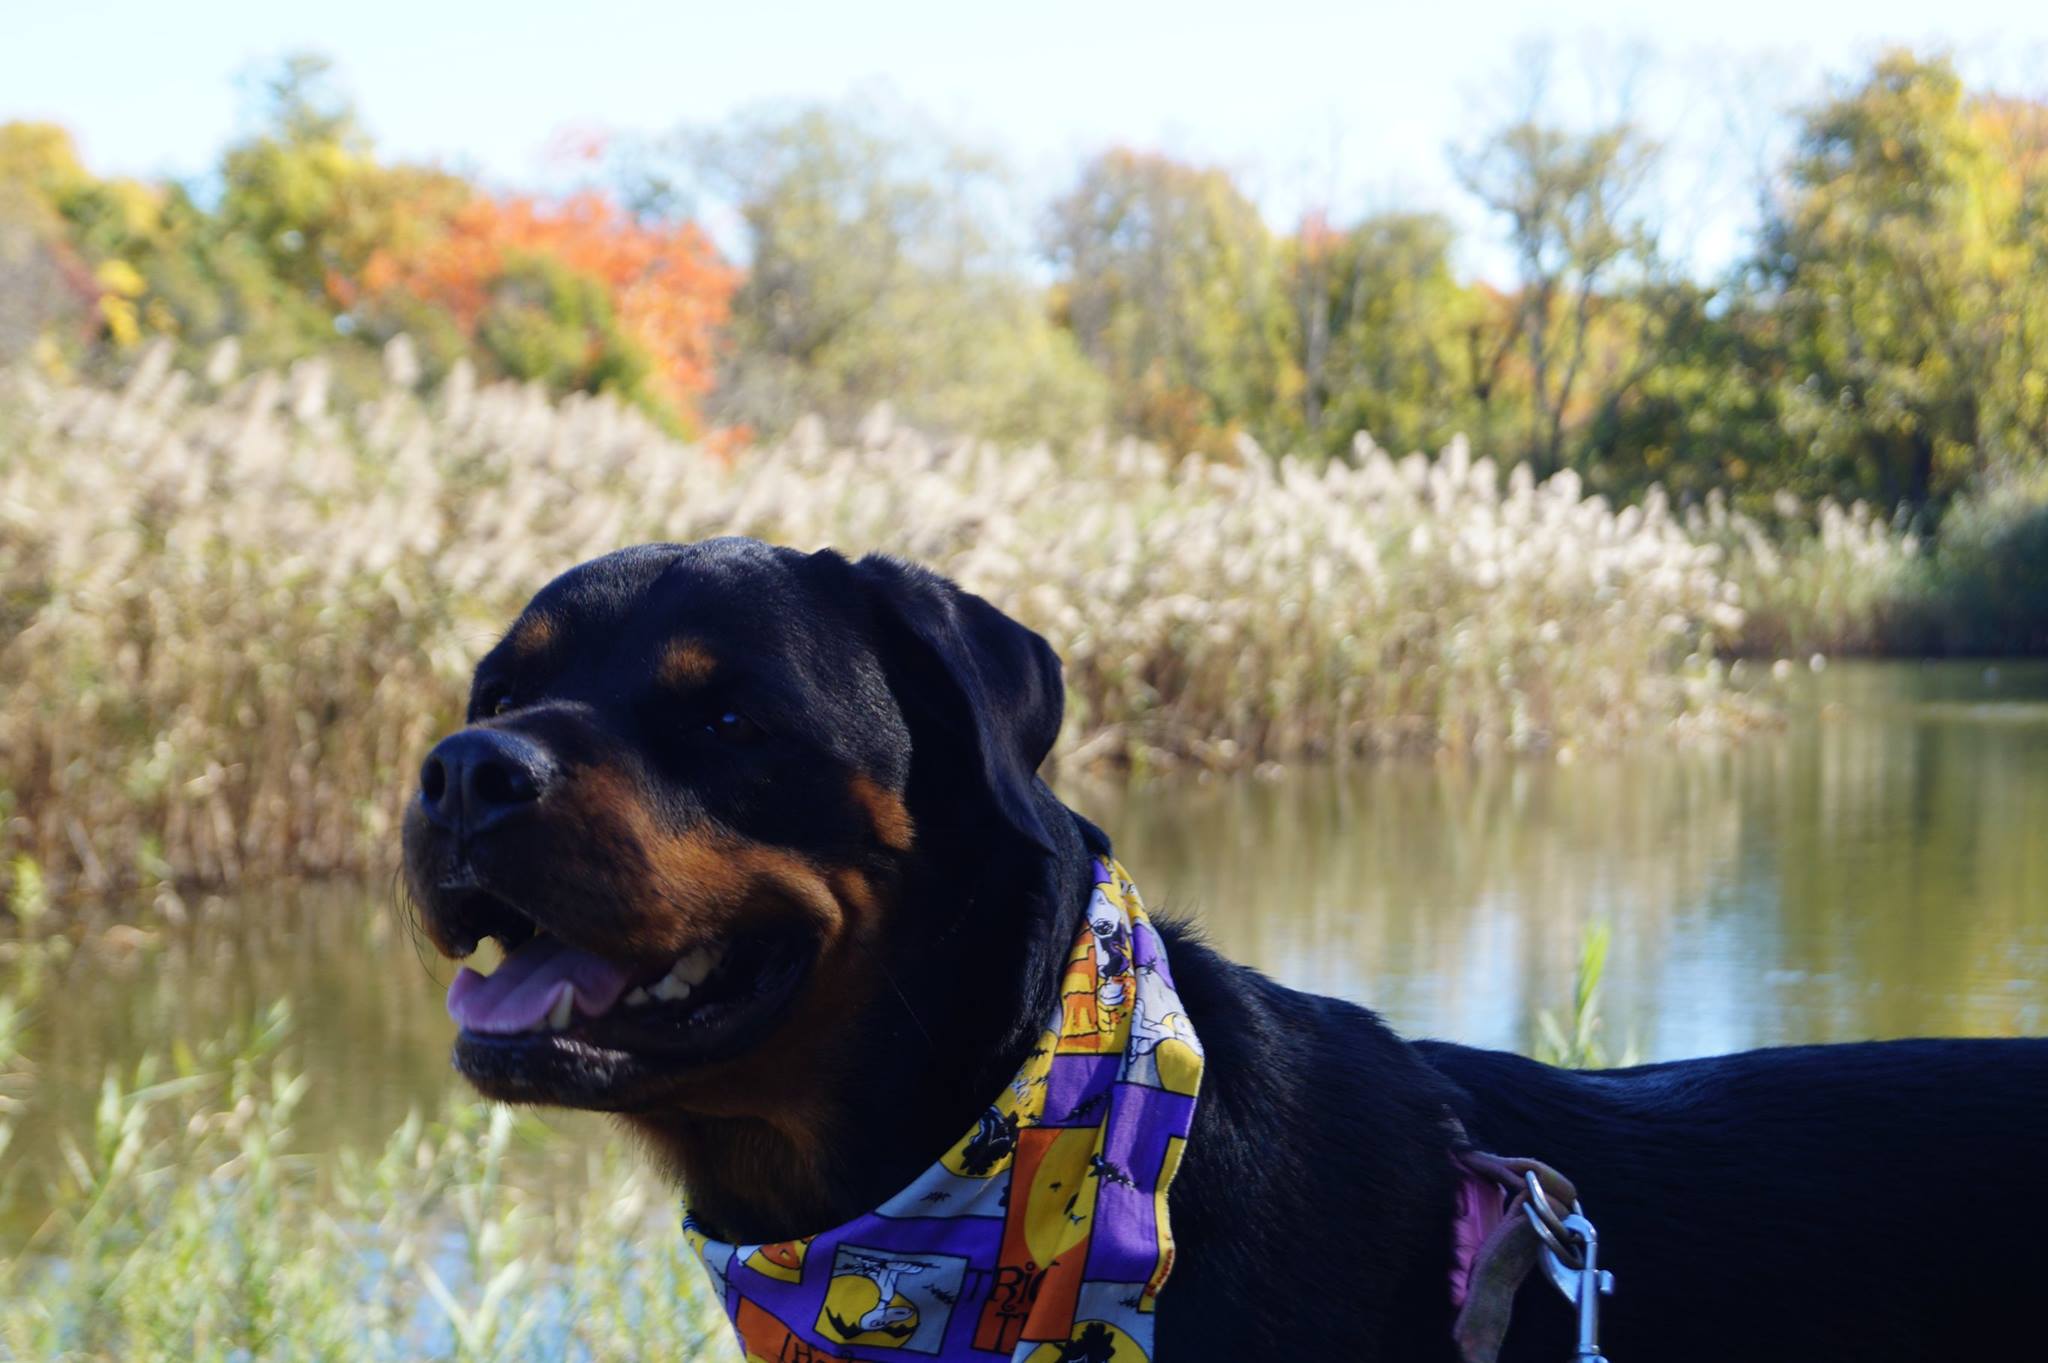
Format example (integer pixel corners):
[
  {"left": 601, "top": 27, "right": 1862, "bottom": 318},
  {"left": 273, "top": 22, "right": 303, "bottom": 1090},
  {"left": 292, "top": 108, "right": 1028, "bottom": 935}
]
[{"left": 1522, "top": 1170, "right": 1616, "bottom": 1363}]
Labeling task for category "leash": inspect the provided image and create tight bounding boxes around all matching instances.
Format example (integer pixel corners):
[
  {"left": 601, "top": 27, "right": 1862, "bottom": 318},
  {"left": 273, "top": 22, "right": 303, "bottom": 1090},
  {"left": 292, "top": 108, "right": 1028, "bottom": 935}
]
[
  {"left": 1518, "top": 1167, "right": 1615, "bottom": 1361},
  {"left": 1450, "top": 1146, "right": 1616, "bottom": 1363}
]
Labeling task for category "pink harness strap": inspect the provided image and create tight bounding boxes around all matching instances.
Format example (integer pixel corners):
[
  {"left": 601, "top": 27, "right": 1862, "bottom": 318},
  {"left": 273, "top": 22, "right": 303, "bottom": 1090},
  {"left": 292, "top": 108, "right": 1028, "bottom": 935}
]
[
  {"left": 1445, "top": 1148, "right": 1588, "bottom": 1363},
  {"left": 1450, "top": 1163, "right": 1511, "bottom": 1307}
]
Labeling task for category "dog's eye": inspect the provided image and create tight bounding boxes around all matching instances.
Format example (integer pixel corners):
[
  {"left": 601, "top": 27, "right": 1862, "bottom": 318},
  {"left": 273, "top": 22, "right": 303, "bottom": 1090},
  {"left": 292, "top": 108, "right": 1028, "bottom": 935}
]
[
  {"left": 491, "top": 695, "right": 514, "bottom": 717},
  {"left": 705, "top": 711, "right": 764, "bottom": 744},
  {"left": 476, "top": 687, "right": 514, "bottom": 719}
]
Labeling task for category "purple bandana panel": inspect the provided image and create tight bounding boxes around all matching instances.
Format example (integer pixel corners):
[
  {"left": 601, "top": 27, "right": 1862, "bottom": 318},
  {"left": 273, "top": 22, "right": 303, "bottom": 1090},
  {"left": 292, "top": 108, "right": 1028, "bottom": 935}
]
[{"left": 685, "top": 857, "right": 1204, "bottom": 1362}]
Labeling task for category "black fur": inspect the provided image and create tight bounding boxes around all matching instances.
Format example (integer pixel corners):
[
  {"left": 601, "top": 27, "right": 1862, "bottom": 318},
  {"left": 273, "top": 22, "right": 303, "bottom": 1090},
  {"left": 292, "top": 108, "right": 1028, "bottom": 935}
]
[
  {"left": 853, "top": 554, "right": 1068, "bottom": 855},
  {"left": 408, "top": 537, "right": 2048, "bottom": 1360}
]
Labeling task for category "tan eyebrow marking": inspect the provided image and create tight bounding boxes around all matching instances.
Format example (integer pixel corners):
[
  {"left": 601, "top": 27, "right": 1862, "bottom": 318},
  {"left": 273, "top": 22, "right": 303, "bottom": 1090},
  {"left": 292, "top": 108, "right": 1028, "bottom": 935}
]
[
  {"left": 508, "top": 611, "right": 557, "bottom": 657},
  {"left": 659, "top": 639, "right": 718, "bottom": 688},
  {"left": 848, "top": 773, "right": 915, "bottom": 852}
]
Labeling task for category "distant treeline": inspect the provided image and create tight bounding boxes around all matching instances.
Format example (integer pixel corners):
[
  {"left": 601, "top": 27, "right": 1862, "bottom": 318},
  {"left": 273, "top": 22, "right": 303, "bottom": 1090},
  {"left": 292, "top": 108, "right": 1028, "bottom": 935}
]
[{"left": 3, "top": 49, "right": 2046, "bottom": 512}]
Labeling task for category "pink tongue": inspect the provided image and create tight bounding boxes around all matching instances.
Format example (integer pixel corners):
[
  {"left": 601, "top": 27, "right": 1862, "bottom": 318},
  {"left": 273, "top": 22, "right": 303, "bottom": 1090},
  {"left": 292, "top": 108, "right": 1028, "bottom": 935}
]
[{"left": 447, "top": 935, "right": 636, "bottom": 1034}]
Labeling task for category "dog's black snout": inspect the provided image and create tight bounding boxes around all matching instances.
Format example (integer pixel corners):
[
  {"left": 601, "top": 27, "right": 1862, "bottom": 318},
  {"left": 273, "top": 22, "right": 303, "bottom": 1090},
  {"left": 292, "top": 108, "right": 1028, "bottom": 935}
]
[{"left": 418, "top": 728, "right": 553, "bottom": 834}]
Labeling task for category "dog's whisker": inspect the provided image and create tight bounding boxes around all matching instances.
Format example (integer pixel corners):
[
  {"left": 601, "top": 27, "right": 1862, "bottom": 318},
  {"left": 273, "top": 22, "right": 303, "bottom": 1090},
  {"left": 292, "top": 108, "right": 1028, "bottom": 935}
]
[{"left": 866, "top": 944, "right": 936, "bottom": 1055}]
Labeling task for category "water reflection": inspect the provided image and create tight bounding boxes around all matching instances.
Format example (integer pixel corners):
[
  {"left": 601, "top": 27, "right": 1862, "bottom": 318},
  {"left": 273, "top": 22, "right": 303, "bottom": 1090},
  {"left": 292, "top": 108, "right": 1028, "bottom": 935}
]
[
  {"left": 8, "top": 661, "right": 2045, "bottom": 1179},
  {"left": 1082, "top": 660, "right": 2048, "bottom": 1057}
]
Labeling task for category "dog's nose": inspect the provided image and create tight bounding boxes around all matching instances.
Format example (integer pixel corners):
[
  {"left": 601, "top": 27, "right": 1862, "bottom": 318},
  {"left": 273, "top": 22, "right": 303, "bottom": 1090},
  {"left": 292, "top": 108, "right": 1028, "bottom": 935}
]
[{"left": 418, "top": 729, "right": 553, "bottom": 834}]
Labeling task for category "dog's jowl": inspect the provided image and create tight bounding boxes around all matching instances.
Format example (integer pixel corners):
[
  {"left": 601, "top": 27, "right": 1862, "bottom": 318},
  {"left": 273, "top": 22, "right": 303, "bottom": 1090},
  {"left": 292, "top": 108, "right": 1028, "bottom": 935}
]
[{"left": 405, "top": 536, "right": 2048, "bottom": 1362}]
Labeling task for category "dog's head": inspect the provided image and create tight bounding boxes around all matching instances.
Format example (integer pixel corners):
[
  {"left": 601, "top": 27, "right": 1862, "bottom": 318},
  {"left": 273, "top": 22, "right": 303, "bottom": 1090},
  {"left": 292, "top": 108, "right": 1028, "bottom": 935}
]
[{"left": 403, "top": 538, "right": 1072, "bottom": 1116}]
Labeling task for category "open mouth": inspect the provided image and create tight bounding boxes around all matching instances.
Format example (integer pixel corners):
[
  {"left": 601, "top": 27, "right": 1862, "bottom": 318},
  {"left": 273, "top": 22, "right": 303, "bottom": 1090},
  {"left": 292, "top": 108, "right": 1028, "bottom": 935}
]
[{"left": 441, "top": 893, "right": 812, "bottom": 1103}]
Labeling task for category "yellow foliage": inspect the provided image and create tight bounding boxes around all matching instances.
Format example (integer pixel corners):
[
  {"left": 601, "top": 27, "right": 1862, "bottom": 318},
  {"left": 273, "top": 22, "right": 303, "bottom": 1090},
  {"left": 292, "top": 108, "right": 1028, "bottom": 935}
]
[
  {"left": 0, "top": 121, "right": 87, "bottom": 195},
  {"left": 93, "top": 258, "right": 144, "bottom": 297},
  {"left": 98, "top": 295, "right": 140, "bottom": 347},
  {"left": 92, "top": 258, "right": 145, "bottom": 346},
  {"left": 101, "top": 178, "right": 165, "bottom": 237}
]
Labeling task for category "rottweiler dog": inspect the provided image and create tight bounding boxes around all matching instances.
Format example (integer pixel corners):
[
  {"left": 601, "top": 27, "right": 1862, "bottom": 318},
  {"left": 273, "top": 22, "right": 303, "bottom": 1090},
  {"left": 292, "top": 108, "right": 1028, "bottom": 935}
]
[{"left": 404, "top": 537, "right": 2048, "bottom": 1361}]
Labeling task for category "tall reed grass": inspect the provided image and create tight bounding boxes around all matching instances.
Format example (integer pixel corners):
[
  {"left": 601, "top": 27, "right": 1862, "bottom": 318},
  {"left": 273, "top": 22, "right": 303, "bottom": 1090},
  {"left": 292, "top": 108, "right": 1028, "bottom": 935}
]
[
  {"left": 1709, "top": 480, "right": 2048, "bottom": 658},
  {"left": 3, "top": 344, "right": 1756, "bottom": 905},
  {"left": 1700, "top": 492, "right": 1924, "bottom": 658}
]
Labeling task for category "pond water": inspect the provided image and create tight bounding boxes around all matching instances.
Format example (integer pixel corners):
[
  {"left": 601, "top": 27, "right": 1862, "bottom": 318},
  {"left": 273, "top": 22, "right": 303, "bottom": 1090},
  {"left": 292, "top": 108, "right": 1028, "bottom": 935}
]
[{"left": 8, "top": 660, "right": 2046, "bottom": 1210}]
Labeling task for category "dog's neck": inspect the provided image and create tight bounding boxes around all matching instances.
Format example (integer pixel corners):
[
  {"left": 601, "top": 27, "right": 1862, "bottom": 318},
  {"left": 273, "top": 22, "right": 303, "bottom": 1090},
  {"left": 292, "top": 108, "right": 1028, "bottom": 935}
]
[{"left": 626, "top": 800, "right": 1098, "bottom": 1243}]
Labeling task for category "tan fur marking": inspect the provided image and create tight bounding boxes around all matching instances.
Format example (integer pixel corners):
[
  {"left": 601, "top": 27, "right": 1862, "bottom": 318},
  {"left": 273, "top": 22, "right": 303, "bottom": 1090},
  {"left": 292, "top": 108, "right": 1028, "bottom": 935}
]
[
  {"left": 848, "top": 774, "right": 915, "bottom": 852},
  {"left": 568, "top": 768, "right": 835, "bottom": 947},
  {"left": 508, "top": 612, "right": 557, "bottom": 657},
  {"left": 659, "top": 639, "right": 718, "bottom": 689},
  {"left": 522, "top": 763, "right": 910, "bottom": 1234}
]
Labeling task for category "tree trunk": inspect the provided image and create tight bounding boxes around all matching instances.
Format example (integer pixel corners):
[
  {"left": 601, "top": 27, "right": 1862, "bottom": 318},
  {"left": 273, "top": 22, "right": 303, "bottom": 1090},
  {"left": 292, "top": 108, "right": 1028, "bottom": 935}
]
[{"left": 1907, "top": 428, "right": 1935, "bottom": 507}]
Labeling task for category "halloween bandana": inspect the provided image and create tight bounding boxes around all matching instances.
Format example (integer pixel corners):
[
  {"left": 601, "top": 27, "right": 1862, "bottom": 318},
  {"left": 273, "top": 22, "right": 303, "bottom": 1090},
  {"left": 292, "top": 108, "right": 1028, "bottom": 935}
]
[{"left": 686, "top": 857, "right": 1205, "bottom": 1363}]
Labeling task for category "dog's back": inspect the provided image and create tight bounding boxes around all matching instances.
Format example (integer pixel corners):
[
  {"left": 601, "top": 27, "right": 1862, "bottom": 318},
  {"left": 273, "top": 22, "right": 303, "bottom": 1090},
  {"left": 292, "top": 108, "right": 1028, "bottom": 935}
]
[
  {"left": 1420, "top": 1036, "right": 2048, "bottom": 1361},
  {"left": 1149, "top": 921, "right": 2048, "bottom": 1361}
]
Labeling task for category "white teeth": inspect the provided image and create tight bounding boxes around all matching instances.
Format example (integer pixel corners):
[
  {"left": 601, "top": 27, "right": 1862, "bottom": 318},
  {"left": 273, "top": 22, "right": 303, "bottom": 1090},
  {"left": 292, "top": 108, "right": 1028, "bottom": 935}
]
[
  {"left": 623, "top": 945, "right": 724, "bottom": 1008},
  {"left": 548, "top": 992, "right": 575, "bottom": 1031}
]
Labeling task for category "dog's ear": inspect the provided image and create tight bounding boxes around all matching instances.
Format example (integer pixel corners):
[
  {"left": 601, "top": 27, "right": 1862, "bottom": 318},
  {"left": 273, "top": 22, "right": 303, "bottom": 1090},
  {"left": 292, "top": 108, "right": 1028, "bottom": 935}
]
[{"left": 850, "top": 554, "right": 1065, "bottom": 855}]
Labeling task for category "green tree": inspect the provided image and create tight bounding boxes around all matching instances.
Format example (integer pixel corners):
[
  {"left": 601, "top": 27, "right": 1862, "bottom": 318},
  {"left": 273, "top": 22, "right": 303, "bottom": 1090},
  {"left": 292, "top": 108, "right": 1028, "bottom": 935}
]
[
  {"left": 1284, "top": 210, "right": 1491, "bottom": 460},
  {"left": 1453, "top": 115, "right": 1665, "bottom": 478},
  {"left": 1577, "top": 285, "right": 1789, "bottom": 501},
  {"left": 1044, "top": 149, "right": 1292, "bottom": 455},
  {"left": 5, "top": 56, "right": 469, "bottom": 382},
  {"left": 678, "top": 97, "right": 1106, "bottom": 442},
  {"left": 0, "top": 124, "right": 98, "bottom": 362},
  {"left": 1763, "top": 51, "right": 2044, "bottom": 506},
  {"left": 217, "top": 54, "right": 467, "bottom": 327},
  {"left": 1976, "top": 97, "right": 2048, "bottom": 470},
  {"left": 474, "top": 252, "right": 653, "bottom": 399}
]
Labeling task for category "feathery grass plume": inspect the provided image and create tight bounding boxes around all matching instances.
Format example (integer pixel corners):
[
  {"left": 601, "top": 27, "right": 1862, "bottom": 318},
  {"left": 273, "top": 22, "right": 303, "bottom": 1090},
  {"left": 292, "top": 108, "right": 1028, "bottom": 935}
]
[
  {"left": 1701, "top": 490, "right": 1923, "bottom": 658},
  {"left": 2, "top": 347, "right": 1758, "bottom": 908}
]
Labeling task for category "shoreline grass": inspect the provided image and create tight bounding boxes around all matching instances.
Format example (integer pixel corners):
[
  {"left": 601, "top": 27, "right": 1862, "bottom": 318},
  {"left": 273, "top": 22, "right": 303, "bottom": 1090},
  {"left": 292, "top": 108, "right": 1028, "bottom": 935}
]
[
  {"left": 0, "top": 998, "right": 736, "bottom": 1363},
  {"left": 2, "top": 345, "right": 1762, "bottom": 908},
  {"left": 0, "top": 935, "right": 1632, "bottom": 1363}
]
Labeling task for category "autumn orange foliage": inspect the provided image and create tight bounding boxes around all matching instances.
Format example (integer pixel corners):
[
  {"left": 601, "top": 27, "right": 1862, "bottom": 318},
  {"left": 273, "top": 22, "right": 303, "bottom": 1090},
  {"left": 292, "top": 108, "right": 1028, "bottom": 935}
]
[{"left": 366, "top": 190, "right": 737, "bottom": 420}]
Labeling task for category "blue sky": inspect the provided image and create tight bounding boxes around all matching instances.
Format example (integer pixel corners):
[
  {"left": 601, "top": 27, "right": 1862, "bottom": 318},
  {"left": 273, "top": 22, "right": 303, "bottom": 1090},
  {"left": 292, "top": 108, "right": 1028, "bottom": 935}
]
[{"left": 7, "top": 1, "right": 2047, "bottom": 278}]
